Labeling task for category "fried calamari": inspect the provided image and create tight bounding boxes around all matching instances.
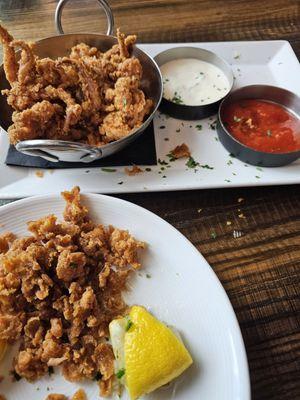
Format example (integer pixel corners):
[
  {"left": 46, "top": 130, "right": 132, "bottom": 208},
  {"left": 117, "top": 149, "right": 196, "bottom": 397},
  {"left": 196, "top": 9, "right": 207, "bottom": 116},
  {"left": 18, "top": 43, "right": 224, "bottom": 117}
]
[
  {"left": 0, "top": 187, "right": 145, "bottom": 396},
  {"left": 0, "top": 25, "right": 153, "bottom": 145}
]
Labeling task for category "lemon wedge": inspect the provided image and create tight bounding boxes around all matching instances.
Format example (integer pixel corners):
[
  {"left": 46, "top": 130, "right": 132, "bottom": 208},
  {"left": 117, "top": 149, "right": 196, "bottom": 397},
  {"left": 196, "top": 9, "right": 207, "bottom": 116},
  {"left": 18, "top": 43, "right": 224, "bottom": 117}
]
[
  {"left": 0, "top": 340, "right": 7, "bottom": 362},
  {"left": 109, "top": 305, "right": 193, "bottom": 400}
]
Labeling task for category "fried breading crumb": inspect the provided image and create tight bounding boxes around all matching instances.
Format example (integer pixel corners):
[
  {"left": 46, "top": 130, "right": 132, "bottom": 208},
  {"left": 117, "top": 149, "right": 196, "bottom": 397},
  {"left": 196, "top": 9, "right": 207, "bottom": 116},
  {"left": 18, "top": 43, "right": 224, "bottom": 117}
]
[
  {"left": 0, "top": 187, "right": 145, "bottom": 397},
  {"left": 46, "top": 395, "right": 67, "bottom": 400},
  {"left": 45, "top": 389, "right": 86, "bottom": 400},
  {"left": 125, "top": 165, "right": 143, "bottom": 176},
  {"left": 35, "top": 170, "right": 44, "bottom": 178},
  {"left": 170, "top": 143, "right": 191, "bottom": 159}
]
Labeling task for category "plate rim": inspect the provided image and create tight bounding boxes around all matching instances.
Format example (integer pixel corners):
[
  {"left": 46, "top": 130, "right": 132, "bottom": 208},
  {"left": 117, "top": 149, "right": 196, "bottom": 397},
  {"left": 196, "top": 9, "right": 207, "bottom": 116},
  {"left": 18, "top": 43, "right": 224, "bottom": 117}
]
[{"left": 0, "top": 192, "right": 251, "bottom": 399}]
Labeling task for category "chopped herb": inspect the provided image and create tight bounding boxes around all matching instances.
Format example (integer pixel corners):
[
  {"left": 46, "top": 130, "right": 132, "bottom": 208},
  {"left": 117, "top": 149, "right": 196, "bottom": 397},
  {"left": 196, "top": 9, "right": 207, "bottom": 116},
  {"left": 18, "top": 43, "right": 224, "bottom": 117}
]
[
  {"left": 256, "top": 167, "right": 263, "bottom": 171},
  {"left": 166, "top": 153, "right": 176, "bottom": 162},
  {"left": 13, "top": 371, "right": 22, "bottom": 381},
  {"left": 160, "top": 167, "right": 165, "bottom": 171},
  {"left": 162, "top": 175, "right": 167, "bottom": 178},
  {"left": 159, "top": 125, "right": 166, "bottom": 129},
  {"left": 211, "top": 232, "right": 217, "bottom": 239},
  {"left": 94, "top": 372, "right": 103, "bottom": 381},
  {"left": 186, "top": 156, "right": 199, "bottom": 169},
  {"left": 176, "top": 128, "right": 181, "bottom": 133},
  {"left": 234, "top": 53, "right": 241, "bottom": 59},
  {"left": 227, "top": 159, "right": 233, "bottom": 165},
  {"left": 85, "top": 170, "right": 90, "bottom": 173},
  {"left": 146, "top": 273, "right": 151, "bottom": 278},
  {"left": 214, "top": 137, "right": 219, "bottom": 141},
  {"left": 158, "top": 171, "right": 162, "bottom": 174},
  {"left": 200, "top": 164, "right": 214, "bottom": 170},
  {"left": 225, "top": 179, "right": 231, "bottom": 182},
  {"left": 195, "top": 124, "right": 202, "bottom": 131},
  {"left": 233, "top": 115, "right": 242, "bottom": 122},
  {"left": 47, "top": 387, "right": 50, "bottom": 391},
  {"left": 158, "top": 158, "right": 168, "bottom": 165},
  {"left": 123, "top": 97, "right": 127, "bottom": 108},
  {"left": 125, "top": 318, "right": 133, "bottom": 332},
  {"left": 255, "top": 175, "right": 261, "bottom": 179},
  {"left": 101, "top": 168, "right": 117, "bottom": 172},
  {"left": 232, "top": 172, "right": 237, "bottom": 176},
  {"left": 48, "top": 366, "right": 54, "bottom": 375},
  {"left": 164, "top": 137, "right": 169, "bottom": 141},
  {"left": 118, "top": 181, "right": 123, "bottom": 185},
  {"left": 237, "top": 68, "right": 241, "bottom": 72},
  {"left": 266, "top": 129, "right": 272, "bottom": 137},
  {"left": 171, "top": 93, "right": 184, "bottom": 104},
  {"left": 229, "top": 153, "right": 236, "bottom": 158},
  {"left": 209, "top": 120, "right": 217, "bottom": 130},
  {"left": 116, "top": 369, "right": 126, "bottom": 379},
  {"left": 145, "top": 167, "right": 152, "bottom": 172}
]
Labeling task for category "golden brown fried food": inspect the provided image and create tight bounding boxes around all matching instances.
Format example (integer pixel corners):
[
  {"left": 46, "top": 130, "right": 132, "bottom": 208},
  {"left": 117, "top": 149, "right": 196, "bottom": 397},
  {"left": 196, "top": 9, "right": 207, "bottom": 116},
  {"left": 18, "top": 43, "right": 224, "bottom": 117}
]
[
  {"left": 0, "top": 23, "right": 153, "bottom": 146},
  {"left": 170, "top": 143, "right": 191, "bottom": 159},
  {"left": 0, "top": 187, "right": 145, "bottom": 396}
]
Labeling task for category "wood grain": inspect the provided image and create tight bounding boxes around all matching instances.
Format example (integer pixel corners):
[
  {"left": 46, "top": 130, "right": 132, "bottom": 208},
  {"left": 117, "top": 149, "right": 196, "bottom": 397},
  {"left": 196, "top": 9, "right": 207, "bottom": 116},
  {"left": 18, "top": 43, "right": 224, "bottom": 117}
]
[{"left": 0, "top": 1, "right": 299, "bottom": 399}]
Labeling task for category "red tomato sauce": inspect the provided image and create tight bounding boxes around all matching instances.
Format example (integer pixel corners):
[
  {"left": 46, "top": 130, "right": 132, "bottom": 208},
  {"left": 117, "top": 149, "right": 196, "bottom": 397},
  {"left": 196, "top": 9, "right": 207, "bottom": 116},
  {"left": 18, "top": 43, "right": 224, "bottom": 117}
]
[{"left": 223, "top": 99, "right": 300, "bottom": 153}]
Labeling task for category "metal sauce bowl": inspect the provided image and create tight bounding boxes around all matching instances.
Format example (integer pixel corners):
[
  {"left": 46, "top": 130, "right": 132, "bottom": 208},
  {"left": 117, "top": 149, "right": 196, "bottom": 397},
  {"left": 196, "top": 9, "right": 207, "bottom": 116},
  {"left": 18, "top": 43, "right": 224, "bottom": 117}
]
[
  {"left": 217, "top": 85, "right": 300, "bottom": 167},
  {"left": 0, "top": 0, "right": 163, "bottom": 163},
  {"left": 154, "top": 46, "right": 233, "bottom": 120}
]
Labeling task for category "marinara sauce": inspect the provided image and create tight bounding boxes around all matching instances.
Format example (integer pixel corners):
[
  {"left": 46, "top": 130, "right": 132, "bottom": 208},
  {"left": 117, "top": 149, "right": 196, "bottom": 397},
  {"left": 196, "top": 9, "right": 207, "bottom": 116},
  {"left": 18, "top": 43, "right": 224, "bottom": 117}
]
[{"left": 223, "top": 99, "right": 300, "bottom": 153}]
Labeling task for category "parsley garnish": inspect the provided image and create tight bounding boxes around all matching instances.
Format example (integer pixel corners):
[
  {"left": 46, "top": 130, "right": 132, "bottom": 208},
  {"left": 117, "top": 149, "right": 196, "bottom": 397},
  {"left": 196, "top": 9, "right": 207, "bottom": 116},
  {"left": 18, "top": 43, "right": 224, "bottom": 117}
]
[
  {"left": 171, "top": 91, "right": 183, "bottom": 104},
  {"left": 186, "top": 157, "right": 199, "bottom": 169},
  {"left": 158, "top": 158, "right": 168, "bottom": 165},
  {"left": 211, "top": 232, "right": 217, "bottom": 239},
  {"left": 166, "top": 153, "right": 176, "bottom": 162},
  {"left": 210, "top": 120, "right": 217, "bottom": 130},
  {"left": 116, "top": 368, "right": 125, "bottom": 379},
  {"left": 195, "top": 124, "right": 202, "bottom": 131},
  {"left": 201, "top": 164, "right": 214, "bottom": 170},
  {"left": 146, "top": 273, "right": 151, "bottom": 278},
  {"left": 118, "top": 181, "right": 123, "bottom": 185},
  {"left": 125, "top": 318, "right": 133, "bottom": 332},
  {"left": 145, "top": 167, "right": 152, "bottom": 171},
  {"left": 101, "top": 168, "right": 117, "bottom": 172}
]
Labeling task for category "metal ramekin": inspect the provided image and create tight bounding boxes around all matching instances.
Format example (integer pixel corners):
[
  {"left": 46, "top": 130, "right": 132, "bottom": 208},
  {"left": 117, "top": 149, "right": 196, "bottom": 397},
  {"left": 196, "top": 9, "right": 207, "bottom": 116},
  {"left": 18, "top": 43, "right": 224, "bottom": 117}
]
[
  {"left": 217, "top": 85, "right": 300, "bottom": 167},
  {"left": 154, "top": 47, "right": 233, "bottom": 120}
]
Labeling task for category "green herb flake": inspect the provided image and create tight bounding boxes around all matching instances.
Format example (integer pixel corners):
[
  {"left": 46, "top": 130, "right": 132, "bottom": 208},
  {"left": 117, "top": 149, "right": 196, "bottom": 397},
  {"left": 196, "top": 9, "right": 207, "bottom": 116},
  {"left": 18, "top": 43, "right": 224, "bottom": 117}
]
[
  {"left": 195, "top": 124, "right": 202, "bottom": 131},
  {"left": 162, "top": 175, "right": 167, "bottom": 178},
  {"left": 234, "top": 53, "right": 241, "bottom": 59},
  {"left": 125, "top": 318, "right": 133, "bottom": 332},
  {"left": 214, "top": 137, "right": 219, "bottom": 142},
  {"left": 158, "top": 158, "right": 168, "bottom": 165},
  {"left": 266, "top": 129, "right": 272, "bottom": 137},
  {"left": 225, "top": 179, "right": 231, "bottom": 183},
  {"left": 256, "top": 167, "right": 263, "bottom": 171},
  {"left": 229, "top": 153, "right": 236, "bottom": 158},
  {"left": 118, "top": 181, "right": 123, "bottom": 185},
  {"left": 255, "top": 175, "right": 261, "bottom": 179},
  {"left": 186, "top": 156, "right": 199, "bottom": 169},
  {"left": 209, "top": 121, "right": 217, "bottom": 130},
  {"left": 159, "top": 125, "right": 166, "bottom": 129},
  {"left": 232, "top": 172, "right": 237, "bottom": 176},
  {"left": 164, "top": 137, "right": 169, "bottom": 141},
  {"left": 116, "top": 369, "right": 126, "bottom": 379},
  {"left": 211, "top": 232, "right": 217, "bottom": 239},
  {"left": 200, "top": 164, "right": 214, "bottom": 170},
  {"left": 166, "top": 153, "right": 176, "bottom": 162},
  {"left": 171, "top": 93, "right": 184, "bottom": 104},
  {"left": 160, "top": 166, "right": 165, "bottom": 171},
  {"left": 146, "top": 273, "right": 151, "bottom": 278},
  {"left": 101, "top": 168, "right": 117, "bottom": 173},
  {"left": 145, "top": 167, "right": 152, "bottom": 172}
]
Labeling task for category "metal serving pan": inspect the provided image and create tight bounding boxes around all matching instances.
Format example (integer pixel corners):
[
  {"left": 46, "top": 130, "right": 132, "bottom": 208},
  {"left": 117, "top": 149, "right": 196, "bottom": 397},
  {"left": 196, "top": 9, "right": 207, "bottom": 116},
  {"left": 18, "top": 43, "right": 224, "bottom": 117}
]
[{"left": 0, "top": 0, "right": 162, "bottom": 163}]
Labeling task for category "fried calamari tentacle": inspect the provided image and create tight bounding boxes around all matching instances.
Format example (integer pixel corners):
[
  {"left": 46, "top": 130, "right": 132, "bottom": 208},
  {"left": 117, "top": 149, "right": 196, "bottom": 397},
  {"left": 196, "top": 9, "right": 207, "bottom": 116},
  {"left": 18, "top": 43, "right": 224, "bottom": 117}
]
[
  {"left": 0, "top": 24, "right": 18, "bottom": 85},
  {"left": 116, "top": 28, "right": 136, "bottom": 59},
  {"left": 43, "top": 86, "right": 82, "bottom": 132},
  {"left": 10, "top": 40, "right": 36, "bottom": 85},
  {"left": 2, "top": 82, "right": 43, "bottom": 111},
  {"left": 58, "top": 58, "right": 101, "bottom": 117},
  {"left": 7, "top": 100, "right": 57, "bottom": 144}
]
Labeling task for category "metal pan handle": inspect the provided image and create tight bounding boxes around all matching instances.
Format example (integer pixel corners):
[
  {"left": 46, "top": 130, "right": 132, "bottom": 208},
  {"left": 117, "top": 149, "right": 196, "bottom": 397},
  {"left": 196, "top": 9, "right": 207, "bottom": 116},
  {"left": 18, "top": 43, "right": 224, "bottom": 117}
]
[{"left": 55, "top": 0, "right": 114, "bottom": 36}]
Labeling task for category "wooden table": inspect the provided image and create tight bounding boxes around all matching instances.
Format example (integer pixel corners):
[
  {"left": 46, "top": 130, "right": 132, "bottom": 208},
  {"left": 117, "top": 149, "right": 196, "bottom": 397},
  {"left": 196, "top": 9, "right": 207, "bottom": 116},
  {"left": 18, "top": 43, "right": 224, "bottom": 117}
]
[{"left": 0, "top": 1, "right": 299, "bottom": 399}]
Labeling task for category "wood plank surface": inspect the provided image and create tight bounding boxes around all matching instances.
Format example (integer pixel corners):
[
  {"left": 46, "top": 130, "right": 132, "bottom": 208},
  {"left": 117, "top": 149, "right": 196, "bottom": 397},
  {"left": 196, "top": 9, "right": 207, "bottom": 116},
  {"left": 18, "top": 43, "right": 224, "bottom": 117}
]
[{"left": 0, "top": 1, "right": 299, "bottom": 399}]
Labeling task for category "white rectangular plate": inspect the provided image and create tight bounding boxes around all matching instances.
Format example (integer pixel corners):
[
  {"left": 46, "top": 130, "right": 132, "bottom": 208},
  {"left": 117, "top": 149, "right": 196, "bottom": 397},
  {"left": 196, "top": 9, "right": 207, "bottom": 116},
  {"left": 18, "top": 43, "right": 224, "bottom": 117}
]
[{"left": 0, "top": 40, "right": 299, "bottom": 198}]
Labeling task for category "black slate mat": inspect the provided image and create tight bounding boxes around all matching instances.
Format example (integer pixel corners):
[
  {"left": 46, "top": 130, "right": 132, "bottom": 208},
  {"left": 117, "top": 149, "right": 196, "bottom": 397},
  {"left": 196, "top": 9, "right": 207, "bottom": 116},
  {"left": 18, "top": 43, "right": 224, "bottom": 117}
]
[{"left": 5, "top": 122, "right": 157, "bottom": 169}]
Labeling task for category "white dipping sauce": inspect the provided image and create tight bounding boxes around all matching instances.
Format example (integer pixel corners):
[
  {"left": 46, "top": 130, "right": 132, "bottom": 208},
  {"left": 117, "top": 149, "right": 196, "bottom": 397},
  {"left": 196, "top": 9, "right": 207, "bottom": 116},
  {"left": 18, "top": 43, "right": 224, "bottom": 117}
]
[{"left": 160, "top": 58, "right": 230, "bottom": 106}]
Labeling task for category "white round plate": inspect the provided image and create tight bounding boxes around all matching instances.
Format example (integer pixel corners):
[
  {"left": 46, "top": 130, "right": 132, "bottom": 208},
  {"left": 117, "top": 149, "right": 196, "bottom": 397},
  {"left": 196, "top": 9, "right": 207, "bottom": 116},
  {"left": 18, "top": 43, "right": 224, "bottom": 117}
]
[{"left": 0, "top": 193, "right": 250, "bottom": 400}]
